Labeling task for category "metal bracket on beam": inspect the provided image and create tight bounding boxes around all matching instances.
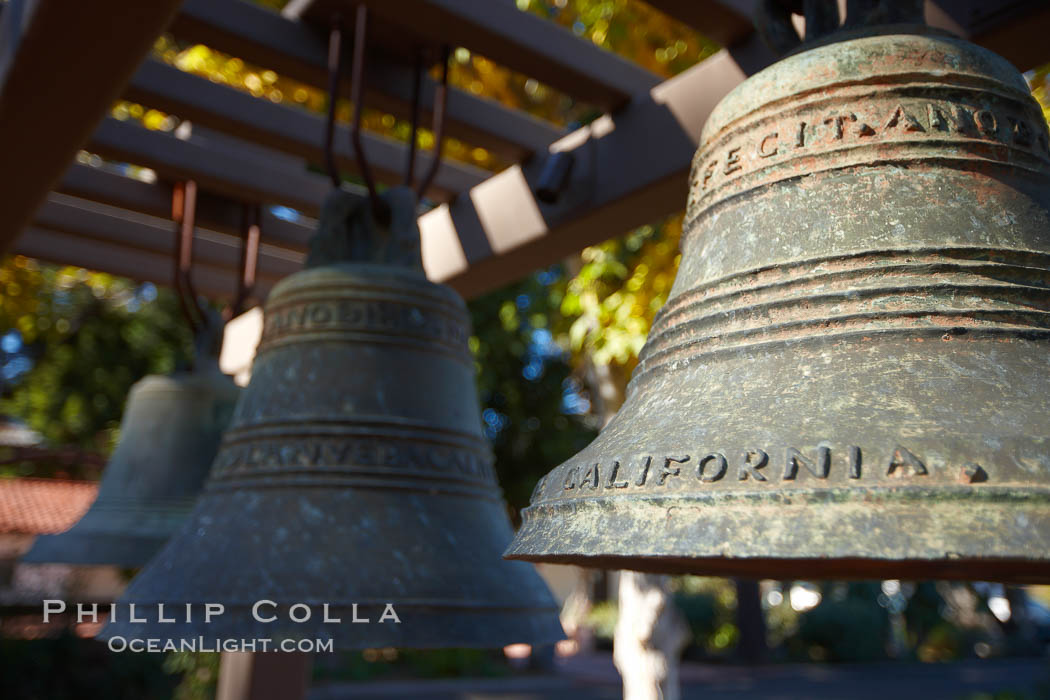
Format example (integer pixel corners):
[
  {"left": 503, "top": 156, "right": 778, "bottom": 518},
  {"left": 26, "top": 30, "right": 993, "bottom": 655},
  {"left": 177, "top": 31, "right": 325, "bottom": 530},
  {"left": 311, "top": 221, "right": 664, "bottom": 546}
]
[
  {"left": 172, "top": 180, "right": 207, "bottom": 340},
  {"left": 229, "top": 203, "right": 261, "bottom": 319}
]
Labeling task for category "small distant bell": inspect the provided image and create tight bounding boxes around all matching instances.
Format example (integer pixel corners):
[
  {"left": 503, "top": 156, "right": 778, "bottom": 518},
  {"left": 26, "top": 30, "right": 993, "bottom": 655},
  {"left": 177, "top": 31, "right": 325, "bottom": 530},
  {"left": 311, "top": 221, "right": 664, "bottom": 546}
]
[{"left": 23, "top": 361, "right": 239, "bottom": 567}]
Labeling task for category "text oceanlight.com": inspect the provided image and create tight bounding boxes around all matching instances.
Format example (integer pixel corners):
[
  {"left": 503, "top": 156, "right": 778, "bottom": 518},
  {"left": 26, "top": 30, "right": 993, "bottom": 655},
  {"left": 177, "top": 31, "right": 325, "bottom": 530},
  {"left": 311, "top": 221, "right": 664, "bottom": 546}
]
[
  {"left": 42, "top": 600, "right": 401, "bottom": 653},
  {"left": 108, "top": 637, "right": 336, "bottom": 653}
]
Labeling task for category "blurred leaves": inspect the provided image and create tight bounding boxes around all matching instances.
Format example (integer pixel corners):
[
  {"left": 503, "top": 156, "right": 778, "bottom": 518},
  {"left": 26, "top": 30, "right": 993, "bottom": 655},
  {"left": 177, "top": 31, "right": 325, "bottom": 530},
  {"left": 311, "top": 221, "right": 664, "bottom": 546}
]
[
  {"left": 468, "top": 273, "right": 597, "bottom": 517},
  {"left": 672, "top": 577, "right": 740, "bottom": 656},
  {"left": 1029, "top": 63, "right": 1050, "bottom": 125},
  {"left": 0, "top": 257, "right": 191, "bottom": 476},
  {"left": 558, "top": 215, "right": 682, "bottom": 374},
  {"left": 163, "top": 652, "right": 219, "bottom": 700},
  {"left": 787, "top": 582, "right": 890, "bottom": 662},
  {"left": 518, "top": 0, "right": 719, "bottom": 78}
]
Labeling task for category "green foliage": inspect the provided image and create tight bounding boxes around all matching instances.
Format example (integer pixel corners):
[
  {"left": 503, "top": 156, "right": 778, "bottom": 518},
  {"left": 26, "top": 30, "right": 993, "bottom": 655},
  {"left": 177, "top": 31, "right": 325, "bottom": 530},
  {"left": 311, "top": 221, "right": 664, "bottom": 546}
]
[
  {"left": 163, "top": 652, "right": 220, "bottom": 700},
  {"left": 518, "top": 0, "right": 720, "bottom": 79},
  {"left": 399, "top": 649, "right": 508, "bottom": 678},
  {"left": 0, "top": 256, "right": 192, "bottom": 477},
  {"left": 788, "top": 583, "right": 890, "bottom": 662},
  {"left": 673, "top": 576, "right": 739, "bottom": 657},
  {"left": 557, "top": 217, "right": 680, "bottom": 374},
  {"left": 906, "top": 582, "right": 971, "bottom": 662},
  {"left": 468, "top": 273, "right": 597, "bottom": 516},
  {"left": 1028, "top": 63, "right": 1050, "bottom": 125},
  {"left": 587, "top": 599, "right": 619, "bottom": 640}
]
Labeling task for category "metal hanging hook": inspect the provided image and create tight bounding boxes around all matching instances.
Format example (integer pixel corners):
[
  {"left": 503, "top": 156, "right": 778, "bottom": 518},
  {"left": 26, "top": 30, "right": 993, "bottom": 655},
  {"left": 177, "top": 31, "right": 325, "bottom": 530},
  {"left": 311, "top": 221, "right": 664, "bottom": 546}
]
[
  {"left": 227, "top": 202, "right": 261, "bottom": 321},
  {"left": 414, "top": 44, "right": 451, "bottom": 202},
  {"left": 349, "top": 3, "right": 387, "bottom": 223},
  {"left": 404, "top": 47, "right": 424, "bottom": 187},
  {"left": 323, "top": 5, "right": 450, "bottom": 219},
  {"left": 323, "top": 14, "right": 344, "bottom": 188},
  {"left": 171, "top": 180, "right": 206, "bottom": 341}
]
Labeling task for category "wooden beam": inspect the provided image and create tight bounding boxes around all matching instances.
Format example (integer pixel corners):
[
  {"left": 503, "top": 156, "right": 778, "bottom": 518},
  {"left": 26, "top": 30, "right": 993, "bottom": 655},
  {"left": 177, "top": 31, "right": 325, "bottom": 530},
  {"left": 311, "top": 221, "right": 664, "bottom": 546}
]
[
  {"left": 168, "top": 0, "right": 563, "bottom": 162},
  {"left": 33, "top": 46, "right": 762, "bottom": 301},
  {"left": 16, "top": 0, "right": 1050, "bottom": 306},
  {"left": 122, "top": 59, "right": 488, "bottom": 202},
  {"left": 56, "top": 163, "right": 314, "bottom": 253},
  {"left": 285, "top": 0, "right": 661, "bottom": 112},
  {"left": 84, "top": 118, "right": 335, "bottom": 218},
  {"left": 31, "top": 193, "right": 302, "bottom": 287},
  {"left": 0, "top": 0, "right": 183, "bottom": 255},
  {"left": 19, "top": 193, "right": 306, "bottom": 301},
  {"left": 15, "top": 227, "right": 276, "bottom": 302},
  {"left": 420, "top": 48, "right": 752, "bottom": 298}
]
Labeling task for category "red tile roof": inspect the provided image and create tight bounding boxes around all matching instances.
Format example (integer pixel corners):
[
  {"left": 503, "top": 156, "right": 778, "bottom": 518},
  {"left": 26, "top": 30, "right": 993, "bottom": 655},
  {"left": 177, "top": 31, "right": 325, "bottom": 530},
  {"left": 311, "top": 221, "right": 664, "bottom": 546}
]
[{"left": 0, "top": 478, "right": 98, "bottom": 535}]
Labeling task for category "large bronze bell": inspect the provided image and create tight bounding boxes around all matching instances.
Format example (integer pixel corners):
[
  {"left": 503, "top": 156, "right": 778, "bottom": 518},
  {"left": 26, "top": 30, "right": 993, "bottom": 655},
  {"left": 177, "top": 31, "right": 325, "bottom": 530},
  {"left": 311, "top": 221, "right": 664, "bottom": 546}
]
[
  {"left": 507, "top": 8, "right": 1050, "bottom": 582},
  {"left": 22, "top": 358, "right": 240, "bottom": 567},
  {"left": 102, "top": 186, "right": 562, "bottom": 648}
]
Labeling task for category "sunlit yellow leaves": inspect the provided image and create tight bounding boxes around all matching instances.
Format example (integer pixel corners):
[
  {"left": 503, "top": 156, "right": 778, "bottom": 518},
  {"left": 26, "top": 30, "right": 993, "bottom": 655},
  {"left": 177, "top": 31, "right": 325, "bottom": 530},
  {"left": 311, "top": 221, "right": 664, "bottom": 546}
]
[
  {"left": 173, "top": 44, "right": 211, "bottom": 73},
  {"left": 243, "top": 72, "right": 264, "bottom": 94},
  {"left": 142, "top": 109, "right": 171, "bottom": 131},
  {"left": 1029, "top": 63, "right": 1050, "bottom": 126},
  {"left": 111, "top": 100, "right": 176, "bottom": 132},
  {"left": 140, "top": 37, "right": 504, "bottom": 172},
  {"left": 518, "top": 0, "right": 719, "bottom": 79},
  {"left": 559, "top": 214, "right": 683, "bottom": 372},
  {"left": 499, "top": 300, "right": 520, "bottom": 332}
]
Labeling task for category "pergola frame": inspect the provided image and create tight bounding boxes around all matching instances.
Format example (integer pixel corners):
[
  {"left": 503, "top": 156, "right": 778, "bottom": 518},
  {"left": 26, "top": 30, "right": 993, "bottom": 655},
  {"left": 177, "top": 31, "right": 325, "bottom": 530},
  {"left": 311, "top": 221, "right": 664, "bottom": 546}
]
[{"left": 2, "top": 0, "right": 1049, "bottom": 302}]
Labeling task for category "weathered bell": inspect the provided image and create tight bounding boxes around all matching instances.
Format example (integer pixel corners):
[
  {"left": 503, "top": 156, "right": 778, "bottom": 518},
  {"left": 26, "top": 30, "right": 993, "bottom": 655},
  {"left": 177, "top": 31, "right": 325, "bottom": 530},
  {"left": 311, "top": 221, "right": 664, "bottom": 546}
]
[
  {"left": 22, "top": 359, "right": 240, "bottom": 567},
  {"left": 507, "top": 9, "right": 1050, "bottom": 582},
  {"left": 102, "top": 186, "right": 562, "bottom": 648}
]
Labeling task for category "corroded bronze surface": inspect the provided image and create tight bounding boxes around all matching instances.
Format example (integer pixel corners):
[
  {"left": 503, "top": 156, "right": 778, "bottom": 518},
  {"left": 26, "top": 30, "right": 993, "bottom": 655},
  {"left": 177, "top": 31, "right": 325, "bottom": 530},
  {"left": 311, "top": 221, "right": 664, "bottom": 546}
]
[
  {"left": 22, "top": 362, "right": 240, "bottom": 567},
  {"left": 507, "top": 27, "right": 1050, "bottom": 581},
  {"left": 103, "top": 187, "right": 562, "bottom": 649}
]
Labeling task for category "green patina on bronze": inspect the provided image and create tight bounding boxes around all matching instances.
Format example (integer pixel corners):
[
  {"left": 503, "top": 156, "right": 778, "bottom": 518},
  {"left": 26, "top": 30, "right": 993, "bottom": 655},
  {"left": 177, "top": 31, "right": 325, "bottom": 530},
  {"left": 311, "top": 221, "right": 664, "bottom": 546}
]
[
  {"left": 507, "top": 11, "right": 1050, "bottom": 581},
  {"left": 307, "top": 185, "right": 423, "bottom": 270},
  {"left": 23, "top": 354, "right": 241, "bottom": 568},
  {"left": 102, "top": 187, "right": 562, "bottom": 649}
]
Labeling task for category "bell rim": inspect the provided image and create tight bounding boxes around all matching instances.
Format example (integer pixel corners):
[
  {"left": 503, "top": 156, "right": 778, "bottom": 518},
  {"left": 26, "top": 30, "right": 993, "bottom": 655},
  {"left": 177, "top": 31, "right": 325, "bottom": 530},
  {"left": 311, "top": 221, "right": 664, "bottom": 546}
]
[
  {"left": 506, "top": 485, "right": 1050, "bottom": 582},
  {"left": 504, "top": 551, "right": 1050, "bottom": 584}
]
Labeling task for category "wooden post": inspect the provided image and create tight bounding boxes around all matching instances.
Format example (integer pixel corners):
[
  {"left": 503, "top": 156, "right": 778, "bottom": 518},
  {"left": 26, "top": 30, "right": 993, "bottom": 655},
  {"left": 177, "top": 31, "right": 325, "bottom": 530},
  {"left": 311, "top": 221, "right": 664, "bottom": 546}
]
[
  {"left": 0, "top": 0, "right": 184, "bottom": 253},
  {"left": 734, "top": 579, "right": 767, "bottom": 663},
  {"left": 215, "top": 651, "right": 311, "bottom": 700},
  {"left": 613, "top": 571, "right": 690, "bottom": 700}
]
